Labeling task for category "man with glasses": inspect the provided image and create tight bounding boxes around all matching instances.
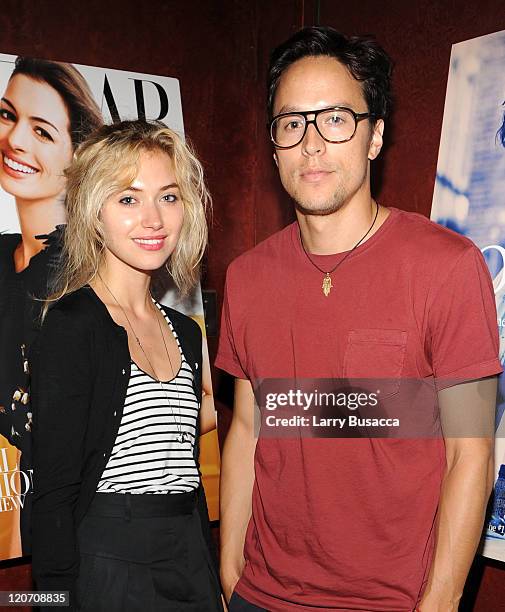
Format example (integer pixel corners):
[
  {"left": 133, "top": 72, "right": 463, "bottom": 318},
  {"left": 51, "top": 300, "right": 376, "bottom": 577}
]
[{"left": 217, "top": 26, "right": 501, "bottom": 611}]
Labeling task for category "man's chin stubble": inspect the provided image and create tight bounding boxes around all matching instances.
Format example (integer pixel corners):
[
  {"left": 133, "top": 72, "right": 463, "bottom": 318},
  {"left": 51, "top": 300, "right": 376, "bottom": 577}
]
[{"left": 293, "top": 195, "right": 345, "bottom": 217}]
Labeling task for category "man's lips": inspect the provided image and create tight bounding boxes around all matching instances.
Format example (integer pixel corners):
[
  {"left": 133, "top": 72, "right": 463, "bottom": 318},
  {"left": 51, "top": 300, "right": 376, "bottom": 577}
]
[
  {"left": 299, "top": 168, "right": 333, "bottom": 182},
  {"left": 2, "top": 152, "right": 39, "bottom": 176},
  {"left": 132, "top": 236, "right": 167, "bottom": 251}
]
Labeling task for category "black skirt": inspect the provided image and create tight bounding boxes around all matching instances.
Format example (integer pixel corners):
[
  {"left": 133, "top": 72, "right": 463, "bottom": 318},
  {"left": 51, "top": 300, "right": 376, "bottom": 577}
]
[{"left": 75, "top": 490, "right": 223, "bottom": 612}]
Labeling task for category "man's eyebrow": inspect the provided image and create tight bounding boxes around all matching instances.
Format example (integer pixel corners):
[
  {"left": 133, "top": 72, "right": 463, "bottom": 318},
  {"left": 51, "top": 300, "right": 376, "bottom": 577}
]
[
  {"left": 276, "top": 103, "right": 353, "bottom": 114},
  {"left": 277, "top": 105, "right": 306, "bottom": 114},
  {"left": 1, "top": 97, "right": 60, "bottom": 133}
]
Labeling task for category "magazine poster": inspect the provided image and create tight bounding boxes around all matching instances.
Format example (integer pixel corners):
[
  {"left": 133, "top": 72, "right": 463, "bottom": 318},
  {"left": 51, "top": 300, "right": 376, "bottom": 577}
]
[
  {"left": 430, "top": 29, "right": 505, "bottom": 562},
  {"left": 0, "top": 53, "right": 220, "bottom": 560}
]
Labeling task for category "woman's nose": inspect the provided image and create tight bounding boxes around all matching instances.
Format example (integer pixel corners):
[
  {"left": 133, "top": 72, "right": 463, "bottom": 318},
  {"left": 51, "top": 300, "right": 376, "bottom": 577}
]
[
  {"left": 141, "top": 201, "right": 164, "bottom": 230},
  {"left": 6, "top": 122, "right": 30, "bottom": 152}
]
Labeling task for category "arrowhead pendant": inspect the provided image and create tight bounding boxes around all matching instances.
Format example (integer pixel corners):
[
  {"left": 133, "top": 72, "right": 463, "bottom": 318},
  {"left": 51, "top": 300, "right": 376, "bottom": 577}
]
[{"left": 322, "top": 273, "right": 333, "bottom": 297}]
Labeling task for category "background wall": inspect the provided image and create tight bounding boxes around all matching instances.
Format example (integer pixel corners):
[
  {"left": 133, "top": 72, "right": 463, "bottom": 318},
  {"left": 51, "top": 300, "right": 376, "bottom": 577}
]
[{"left": 1, "top": 1, "right": 504, "bottom": 609}]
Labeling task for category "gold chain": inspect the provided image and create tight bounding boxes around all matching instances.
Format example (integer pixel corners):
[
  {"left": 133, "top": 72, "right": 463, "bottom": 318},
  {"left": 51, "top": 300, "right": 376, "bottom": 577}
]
[{"left": 299, "top": 201, "right": 379, "bottom": 296}]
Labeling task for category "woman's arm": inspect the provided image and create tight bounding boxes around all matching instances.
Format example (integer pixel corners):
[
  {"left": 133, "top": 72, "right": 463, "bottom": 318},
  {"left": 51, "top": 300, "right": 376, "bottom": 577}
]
[
  {"left": 30, "top": 306, "right": 93, "bottom": 595},
  {"left": 200, "top": 337, "right": 217, "bottom": 435}
]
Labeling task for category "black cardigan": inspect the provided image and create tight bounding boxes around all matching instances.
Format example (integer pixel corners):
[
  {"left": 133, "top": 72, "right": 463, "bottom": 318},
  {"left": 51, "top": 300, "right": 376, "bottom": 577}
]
[{"left": 30, "top": 286, "right": 218, "bottom": 598}]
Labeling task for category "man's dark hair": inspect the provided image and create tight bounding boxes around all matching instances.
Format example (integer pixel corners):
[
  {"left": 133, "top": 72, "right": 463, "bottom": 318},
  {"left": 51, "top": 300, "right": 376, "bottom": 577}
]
[{"left": 267, "top": 26, "right": 393, "bottom": 122}]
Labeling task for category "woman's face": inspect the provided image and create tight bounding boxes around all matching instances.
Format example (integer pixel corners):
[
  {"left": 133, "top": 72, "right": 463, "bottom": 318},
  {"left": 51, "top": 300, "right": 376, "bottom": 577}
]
[
  {"left": 0, "top": 73, "right": 73, "bottom": 202},
  {"left": 100, "top": 149, "right": 185, "bottom": 277}
]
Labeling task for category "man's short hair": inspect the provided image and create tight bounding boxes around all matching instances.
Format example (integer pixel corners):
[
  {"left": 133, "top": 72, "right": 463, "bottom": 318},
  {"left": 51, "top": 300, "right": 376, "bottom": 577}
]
[{"left": 267, "top": 26, "right": 393, "bottom": 122}]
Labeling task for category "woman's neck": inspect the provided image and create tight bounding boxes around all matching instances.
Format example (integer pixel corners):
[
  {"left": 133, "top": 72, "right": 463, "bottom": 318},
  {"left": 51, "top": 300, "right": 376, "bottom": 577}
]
[
  {"left": 14, "top": 195, "right": 66, "bottom": 272},
  {"left": 92, "top": 266, "right": 154, "bottom": 318}
]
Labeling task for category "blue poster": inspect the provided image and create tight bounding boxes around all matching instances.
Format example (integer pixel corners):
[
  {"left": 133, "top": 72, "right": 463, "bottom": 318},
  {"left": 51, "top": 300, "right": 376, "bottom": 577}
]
[{"left": 431, "top": 29, "right": 505, "bottom": 562}]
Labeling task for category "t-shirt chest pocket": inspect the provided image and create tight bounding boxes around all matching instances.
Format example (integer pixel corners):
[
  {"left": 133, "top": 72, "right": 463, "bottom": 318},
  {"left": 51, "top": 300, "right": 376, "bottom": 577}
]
[{"left": 343, "top": 329, "right": 408, "bottom": 397}]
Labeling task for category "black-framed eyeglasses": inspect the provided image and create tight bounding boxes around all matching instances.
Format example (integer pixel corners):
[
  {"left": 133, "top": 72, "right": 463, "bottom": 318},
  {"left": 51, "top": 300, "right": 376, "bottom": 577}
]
[{"left": 269, "top": 106, "right": 374, "bottom": 149}]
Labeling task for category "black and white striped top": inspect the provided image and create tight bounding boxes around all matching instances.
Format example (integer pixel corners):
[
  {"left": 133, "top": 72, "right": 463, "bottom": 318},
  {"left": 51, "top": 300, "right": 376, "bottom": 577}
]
[{"left": 97, "top": 303, "right": 200, "bottom": 494}]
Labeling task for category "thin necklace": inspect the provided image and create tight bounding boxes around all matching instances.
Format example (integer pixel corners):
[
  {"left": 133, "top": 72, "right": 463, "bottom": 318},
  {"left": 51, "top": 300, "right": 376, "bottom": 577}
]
[
  {"left": 154, "top": 309, "right": 192, "bottom": 444},
  {"left": 100, "top": 278, "right": 190, "bottom": 445},
  {"left": 299, "top": 201, "right": 379, "bottom": 296}
]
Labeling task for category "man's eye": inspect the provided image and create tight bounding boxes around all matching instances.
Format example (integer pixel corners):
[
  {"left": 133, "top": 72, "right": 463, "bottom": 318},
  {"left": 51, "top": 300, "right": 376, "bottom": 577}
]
[
  {"left": 119, "top": 196, "right": 136, "bottom": 205},
  {"left": 326, "top": 114, "right": 345, "bottom": 125},
  {"left": 285, "top": 120, "right": 303, "bottom": 131}
]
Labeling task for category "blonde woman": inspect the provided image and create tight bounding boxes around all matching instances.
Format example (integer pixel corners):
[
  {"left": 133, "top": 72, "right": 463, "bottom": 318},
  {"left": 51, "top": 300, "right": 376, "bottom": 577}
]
[{"left": 30, "top": 120, "right": 223, "bottom": 611}]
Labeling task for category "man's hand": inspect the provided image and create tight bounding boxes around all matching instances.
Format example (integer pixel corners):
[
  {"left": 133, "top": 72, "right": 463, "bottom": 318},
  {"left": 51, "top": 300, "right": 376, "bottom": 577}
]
[{"left": 220, "top": 562, "right": 244, "bottom": 603}]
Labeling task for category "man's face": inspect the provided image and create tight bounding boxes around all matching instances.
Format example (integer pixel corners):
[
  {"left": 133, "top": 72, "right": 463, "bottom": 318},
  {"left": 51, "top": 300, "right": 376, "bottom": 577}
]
[{"left": 272, "top": 56, "right": 384, "bottom": 216}]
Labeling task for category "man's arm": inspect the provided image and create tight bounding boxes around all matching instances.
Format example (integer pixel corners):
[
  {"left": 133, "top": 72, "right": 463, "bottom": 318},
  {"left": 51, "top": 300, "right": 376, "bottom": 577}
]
[
  {"left": 419, "top": 377, "right": 497, "bottom": 612},
  {"left": 220, "top": 378, "right": 257, "bottom": 602}
]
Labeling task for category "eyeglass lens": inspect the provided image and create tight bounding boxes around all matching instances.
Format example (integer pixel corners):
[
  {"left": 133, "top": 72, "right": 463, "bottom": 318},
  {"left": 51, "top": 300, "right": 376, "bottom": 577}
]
[{"left": 271, "top": 108, "right": 357, "bottom": 147}]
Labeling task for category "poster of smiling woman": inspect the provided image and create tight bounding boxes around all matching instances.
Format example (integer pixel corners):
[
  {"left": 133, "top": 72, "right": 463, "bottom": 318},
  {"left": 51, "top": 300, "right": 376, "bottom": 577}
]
[
  {"left": 431, "top": 29, "right": 505, "bottom": 562},
  {"left": 0, "top": 54, "right": 220, "bottom": 560}
]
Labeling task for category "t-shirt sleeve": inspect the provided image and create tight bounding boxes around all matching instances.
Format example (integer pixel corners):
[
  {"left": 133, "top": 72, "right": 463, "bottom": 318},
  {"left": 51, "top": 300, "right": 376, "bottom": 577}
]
[
  {"left": 429, "top": 245, "right": 502, "bottom": 383},
  {"left": 215, "top": 270, "right": 248, "bottom": 379}
]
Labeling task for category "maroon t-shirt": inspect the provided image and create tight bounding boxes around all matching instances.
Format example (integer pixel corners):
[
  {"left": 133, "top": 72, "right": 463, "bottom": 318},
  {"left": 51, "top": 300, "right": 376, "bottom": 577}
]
[{"left": 216, "top": 207, "right": 501, "bottom": 611}]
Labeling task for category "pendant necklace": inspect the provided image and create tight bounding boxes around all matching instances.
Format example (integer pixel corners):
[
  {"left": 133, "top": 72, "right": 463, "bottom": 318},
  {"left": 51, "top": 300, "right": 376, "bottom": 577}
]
[
  {"left": 101, "top": 279, "right": 190, "bottom": 445},
  {"left": 299, "top": 201, "right": 379, "bottom": 296}
]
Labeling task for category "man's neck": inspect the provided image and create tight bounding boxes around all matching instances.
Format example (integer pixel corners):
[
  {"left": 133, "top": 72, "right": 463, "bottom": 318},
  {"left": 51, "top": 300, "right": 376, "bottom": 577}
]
[{"left": 296, "top": 199, "right": 387, "bottom": 255}]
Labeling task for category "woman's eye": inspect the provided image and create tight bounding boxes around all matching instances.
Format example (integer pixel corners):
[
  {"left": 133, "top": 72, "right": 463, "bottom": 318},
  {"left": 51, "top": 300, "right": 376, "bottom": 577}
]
[
  {"left": 161, "top": 194, "right": 177, "bottom": 203},
  {"left": 34, "top": 126, "right": 54, "bottom": 142},
  {"left": 119, "top": 196, "right": 136, "bottom": 206},
  {"left": 0, "top": 108, "right": 15, "bottom": 122}
]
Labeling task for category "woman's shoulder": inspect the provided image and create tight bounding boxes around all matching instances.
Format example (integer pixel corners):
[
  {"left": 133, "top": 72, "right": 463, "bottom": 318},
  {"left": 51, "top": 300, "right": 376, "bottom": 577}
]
[
  {"left": 159, "top": 303, "right": 199, "bottom": 330},
  {"left": 34, "top": 288, "right": 100, "bottom": 358},
  {"left": 158, "top": 303, "right": 202, "bottom": 351},
  {"left": 44, "top": 286, "right": 102, "bottom": 328},
  {"left": 0, "top": 232, "right": 21, "bottom": 244},
  {"left": 0, "top": 233, "right": 20, "bottom": 257}
]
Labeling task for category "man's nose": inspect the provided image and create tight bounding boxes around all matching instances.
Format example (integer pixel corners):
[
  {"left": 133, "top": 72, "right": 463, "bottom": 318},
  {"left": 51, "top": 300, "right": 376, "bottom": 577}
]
[{"left": 301, "top": 121, "right": 325, "bottom": 156}]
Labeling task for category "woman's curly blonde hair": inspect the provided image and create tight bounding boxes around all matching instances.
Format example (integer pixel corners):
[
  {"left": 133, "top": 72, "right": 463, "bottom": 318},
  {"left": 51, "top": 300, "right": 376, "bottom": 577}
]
[{"left": 45, "top": 119, "right": 210, "bottom": 313}]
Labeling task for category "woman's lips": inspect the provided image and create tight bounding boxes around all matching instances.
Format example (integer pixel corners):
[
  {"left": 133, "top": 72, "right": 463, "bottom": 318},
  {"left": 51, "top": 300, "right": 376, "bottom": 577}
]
[
  {"left": 132, "top": 237, "right": 166, "bottom": 251},
  {"left": 2, "top": 153, "right": 39, "bottom": 178}
]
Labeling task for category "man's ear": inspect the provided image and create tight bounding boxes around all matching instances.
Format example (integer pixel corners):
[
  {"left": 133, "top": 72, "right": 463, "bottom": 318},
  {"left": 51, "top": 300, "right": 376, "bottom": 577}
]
[
  {"left": 273, "top": 152, "right": 278, "bottom": 167},
  {"left": 368, "top": 119, "right": 384, "bottom": 161}
]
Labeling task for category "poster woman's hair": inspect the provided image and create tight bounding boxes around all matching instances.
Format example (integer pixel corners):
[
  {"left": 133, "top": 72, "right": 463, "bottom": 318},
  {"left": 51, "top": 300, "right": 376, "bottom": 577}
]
[
  {"left": 11, "top": 57, "right": 102, "bottom": 146},
  {"left": 46, "top": 120, "right": 210, "bottom": 311}
]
